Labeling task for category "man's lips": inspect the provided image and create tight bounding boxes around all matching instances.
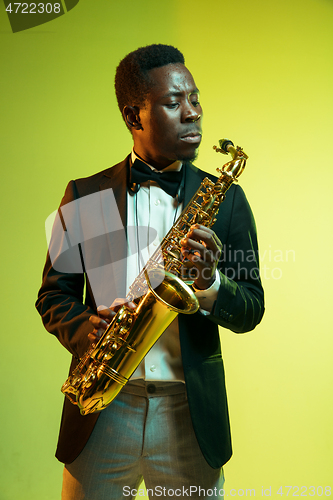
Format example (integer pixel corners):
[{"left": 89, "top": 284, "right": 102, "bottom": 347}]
[{"left": 180, "top": 131, "right": 202, "bottom": 144}]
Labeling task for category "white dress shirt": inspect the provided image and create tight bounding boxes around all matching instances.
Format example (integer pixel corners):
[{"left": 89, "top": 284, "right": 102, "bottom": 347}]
[{"left": 127, "top": 151, "right": 219, "bottom": 381}]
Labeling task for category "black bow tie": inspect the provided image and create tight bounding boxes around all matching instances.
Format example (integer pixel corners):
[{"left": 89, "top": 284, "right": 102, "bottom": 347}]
[{"left": 130, "top": 159, "right": 183, "bottom": 198}]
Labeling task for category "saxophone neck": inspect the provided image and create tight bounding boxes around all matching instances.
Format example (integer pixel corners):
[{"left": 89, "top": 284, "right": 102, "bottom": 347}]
[{"left": 215, "top": 141, "right": 248, "bottom": 185}]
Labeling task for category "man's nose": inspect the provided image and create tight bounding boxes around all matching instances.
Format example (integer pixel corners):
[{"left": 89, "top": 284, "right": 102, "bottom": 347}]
[{"left": 183, "top": 103, "right": 201, "bottom": 123}]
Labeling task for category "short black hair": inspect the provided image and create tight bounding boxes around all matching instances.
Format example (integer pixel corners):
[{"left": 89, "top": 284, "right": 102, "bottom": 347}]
[{"left": 115, "top": 44, "right": 185, "bottom": 116}]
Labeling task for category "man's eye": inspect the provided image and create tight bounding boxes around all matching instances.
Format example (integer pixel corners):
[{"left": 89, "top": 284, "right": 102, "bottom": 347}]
[
  {"left": 166, "top": 103, "right": 179, "bottom": 109},
  {"left": 191, "top": 100, "right": 200, "bottom": 107}
]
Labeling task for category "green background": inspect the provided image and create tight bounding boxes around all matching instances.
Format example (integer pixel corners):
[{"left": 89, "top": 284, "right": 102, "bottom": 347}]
[{"left": 0, "top": 0, "right": 332, "bottom": 498}]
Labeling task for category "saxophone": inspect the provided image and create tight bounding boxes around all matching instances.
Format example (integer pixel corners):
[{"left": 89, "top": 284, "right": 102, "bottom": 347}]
[{"left": 61, "top": 139, "right": 248, "bottom": 415}]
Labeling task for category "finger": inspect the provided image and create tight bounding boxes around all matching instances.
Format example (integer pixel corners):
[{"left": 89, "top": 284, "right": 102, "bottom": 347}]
[
  {"left": 181, "top": 247, "right": 206, "bottom": 265},
  {"left": 109, "top": 298, "right": 137, "bottom": 312},
  {"left": 187, "top": 224, "right": 221, "bottom": 246},
  {"left": 186, "top": 226, "right": 222, "bottom": 253},
  {"left": 180, "top": 243, "right": 218, "bottom": 278},
  {"left": 88, "top": 329, "right": 105, "bottom": 343},
  {"left": 181, "top": 238, "right": 216, "bottom": 263},
  {"left": 181, "top": 250, "right": 215, "bottom": 272},
  {"left": 89, "top": 314, "right": 110, "bottom": 329},
  {"left": 90, "top": 300, "right": 137, "bottom": 339},
  {"left": 187, "top": 224, "right": 215, "bottom": 239},
  {"left": 97, "top": 306, "right": 115, "bottom": 322}
]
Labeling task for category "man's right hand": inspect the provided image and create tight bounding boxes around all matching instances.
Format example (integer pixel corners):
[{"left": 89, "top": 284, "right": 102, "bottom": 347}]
[{"left": 88, "top": 299, "right": 136, "bottom": 343}]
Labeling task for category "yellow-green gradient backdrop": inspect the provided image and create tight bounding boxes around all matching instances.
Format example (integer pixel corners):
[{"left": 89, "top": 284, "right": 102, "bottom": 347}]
[{"left": 1, "top": 0, "right": 332, "bottom": 498}]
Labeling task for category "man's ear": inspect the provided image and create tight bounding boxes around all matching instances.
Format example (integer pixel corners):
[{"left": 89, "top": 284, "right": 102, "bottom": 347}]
[{"left": 122, "top": 105, "right": 142, "bottom": 131}]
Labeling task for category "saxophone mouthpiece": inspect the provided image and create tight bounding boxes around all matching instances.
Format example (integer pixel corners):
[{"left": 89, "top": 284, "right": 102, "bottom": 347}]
[
  {"left": 213, "top": 138, "right": 234, "bottom": 155},
  {"left": 220, "top": 139, "right": 235, "bottom": 153}
]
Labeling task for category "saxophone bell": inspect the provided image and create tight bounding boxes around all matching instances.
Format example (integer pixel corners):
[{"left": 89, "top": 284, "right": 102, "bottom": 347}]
[{"left": 62, "top": 268, "right": 199, "bottom": 415}]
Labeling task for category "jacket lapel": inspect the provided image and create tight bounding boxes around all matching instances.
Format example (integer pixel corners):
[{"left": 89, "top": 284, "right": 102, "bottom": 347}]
[
  {"left": 183, "top": 162, "right": 206, "bottom": 207},
  {"left": 85, "top": 157, "right": 129, "bottom": 305},
  {"left": 99, "top": 156, "right": 129, "bottom": 229}
]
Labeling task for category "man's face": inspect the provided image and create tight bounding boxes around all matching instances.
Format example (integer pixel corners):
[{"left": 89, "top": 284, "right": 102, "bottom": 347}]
[{"left": 133, "top": 63, "right": 202, "bottom": 170}]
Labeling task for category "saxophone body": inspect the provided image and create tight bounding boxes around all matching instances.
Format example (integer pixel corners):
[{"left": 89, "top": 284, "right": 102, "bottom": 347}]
[{"left": 61, "top": 139, "right": 248, "bottom": 415}]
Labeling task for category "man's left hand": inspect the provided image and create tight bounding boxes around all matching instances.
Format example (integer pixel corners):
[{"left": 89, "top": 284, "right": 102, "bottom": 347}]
[{"left": 180, "top": 224, "right": 222, "bottom": 290}]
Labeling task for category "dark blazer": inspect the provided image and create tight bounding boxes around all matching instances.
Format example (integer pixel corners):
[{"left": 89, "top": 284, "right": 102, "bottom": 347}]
[{"left": 36, "top": 156, "right": 264, "bottom": 469}]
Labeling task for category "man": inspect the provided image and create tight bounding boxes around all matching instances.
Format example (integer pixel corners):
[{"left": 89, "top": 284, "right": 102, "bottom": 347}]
[{"left": 36, "top": 44, "right": 264, "bottom": 499}]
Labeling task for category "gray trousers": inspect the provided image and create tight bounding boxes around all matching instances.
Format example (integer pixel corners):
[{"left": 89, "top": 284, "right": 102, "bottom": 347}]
[{"left": 62, "top": 380, "right": 225, "bottom": 500}]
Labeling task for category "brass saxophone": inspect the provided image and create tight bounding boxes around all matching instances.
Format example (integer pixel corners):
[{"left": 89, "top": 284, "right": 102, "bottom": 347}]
[{"left": 61, "top": 139, "right": 248, "bottom": 415}]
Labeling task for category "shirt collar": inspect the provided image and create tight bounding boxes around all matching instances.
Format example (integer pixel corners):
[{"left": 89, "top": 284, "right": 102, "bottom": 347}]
[{"left": 131, "top": 149, "right": 182, "bottom": 173}]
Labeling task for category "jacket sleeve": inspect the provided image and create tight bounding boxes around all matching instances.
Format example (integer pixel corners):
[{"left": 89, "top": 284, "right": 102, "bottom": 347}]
[
  {"left": 35, "top": 181, "right": 96, "bottom": 359},
  {"left": 207, "top": 185, "right": 265, "bottom": 333}
]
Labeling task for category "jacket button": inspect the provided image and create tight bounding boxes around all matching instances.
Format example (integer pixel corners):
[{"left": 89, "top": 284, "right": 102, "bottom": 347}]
[{"left": 147, "top": 384, "right": 156, "bottom": 394}]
